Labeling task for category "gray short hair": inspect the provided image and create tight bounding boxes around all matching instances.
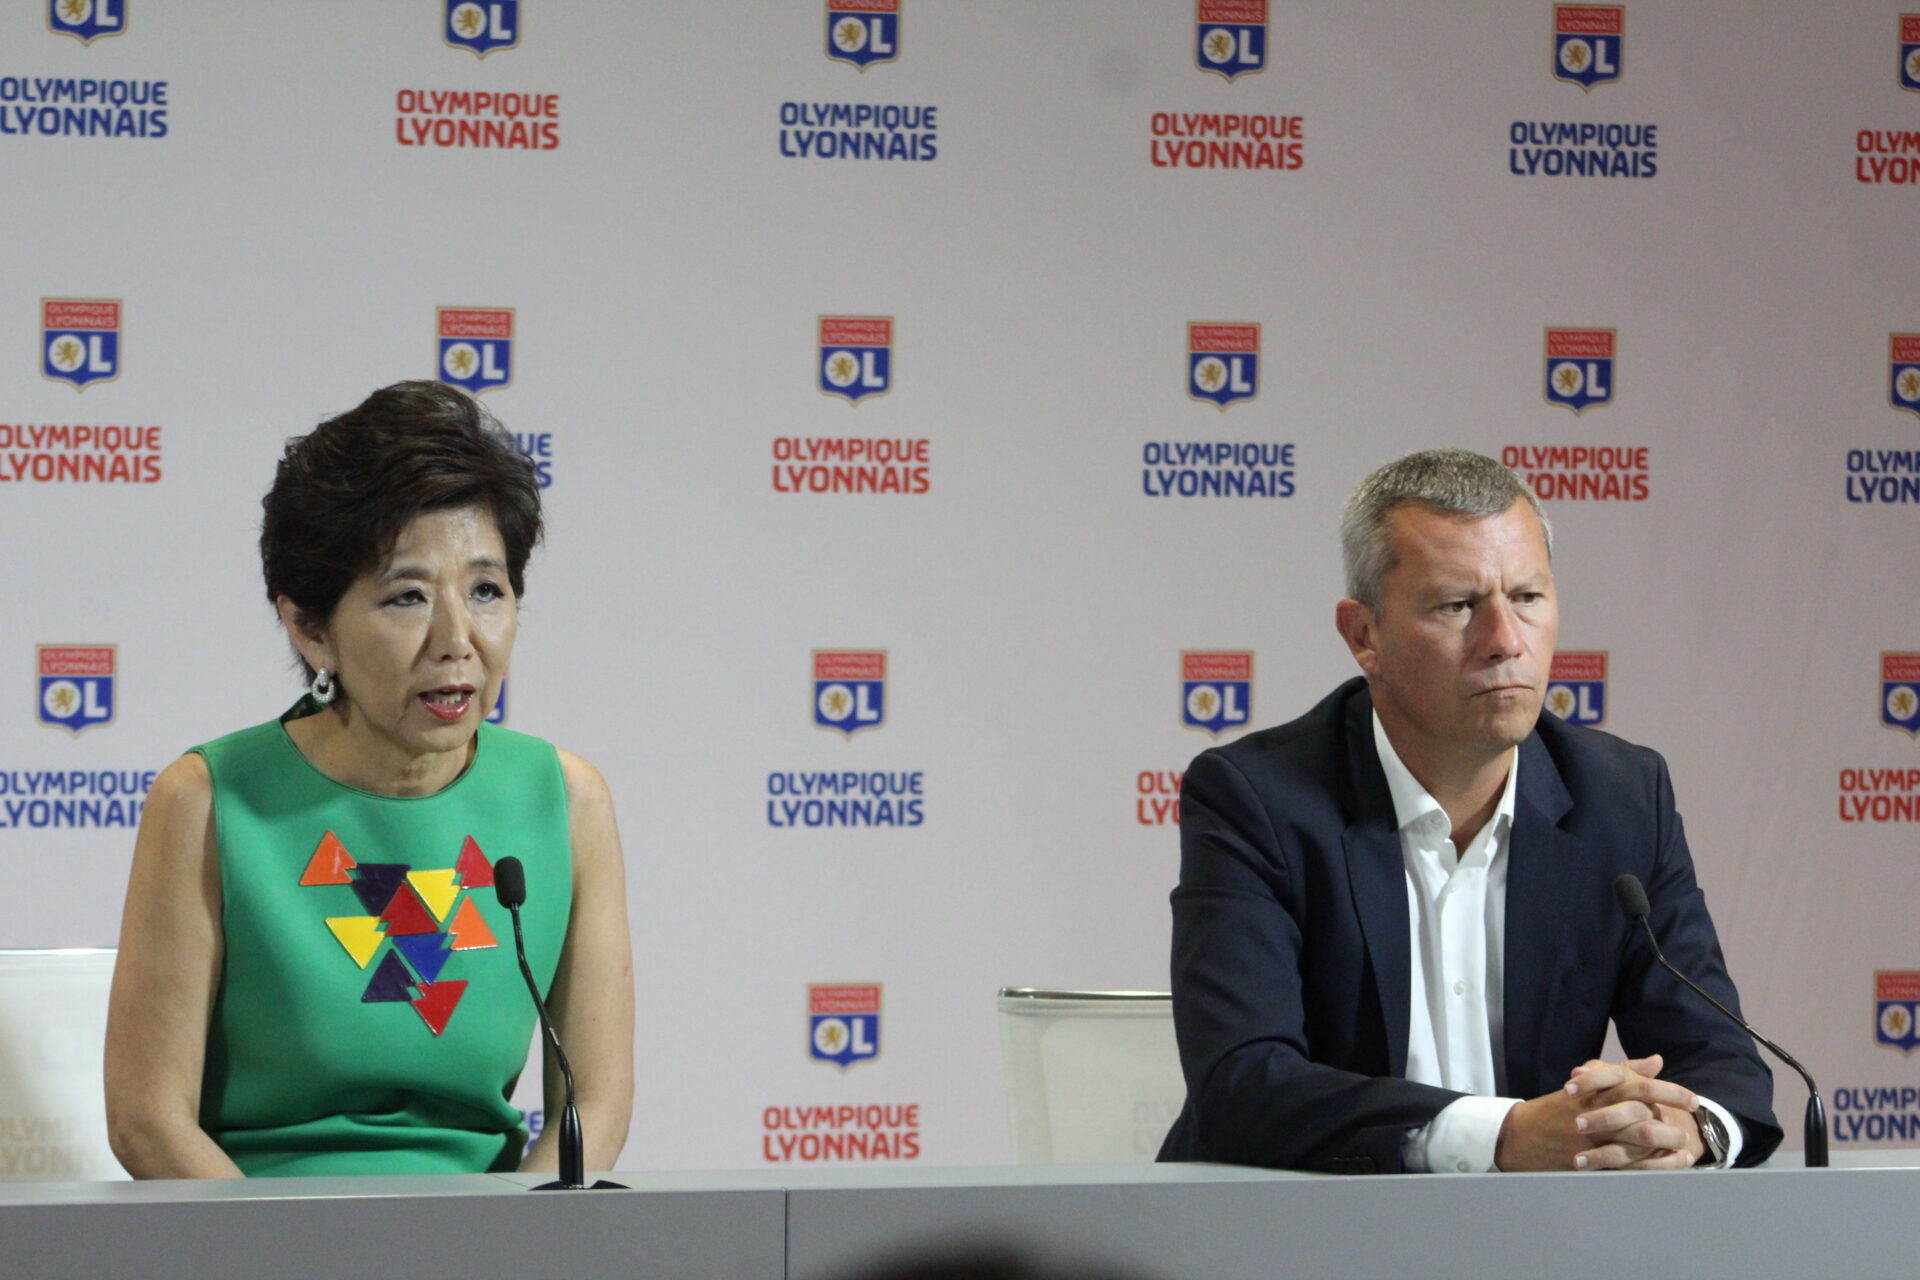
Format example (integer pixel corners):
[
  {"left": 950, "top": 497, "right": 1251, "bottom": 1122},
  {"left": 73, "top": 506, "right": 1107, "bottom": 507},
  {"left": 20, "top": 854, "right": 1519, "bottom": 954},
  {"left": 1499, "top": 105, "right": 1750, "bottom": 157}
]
[{"left": 1340, "top": 449, "right": 1551, "bottom": 611}]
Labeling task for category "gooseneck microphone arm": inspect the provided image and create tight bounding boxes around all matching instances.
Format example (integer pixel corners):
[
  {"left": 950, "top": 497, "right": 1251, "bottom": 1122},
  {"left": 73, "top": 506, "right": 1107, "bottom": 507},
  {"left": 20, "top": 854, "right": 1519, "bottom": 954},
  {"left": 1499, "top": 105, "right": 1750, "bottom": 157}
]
[
  {"left": 494, "top": 856, "right": 624, "bottom": 1191},
  {"left": 1612, "top": 874, "right": 1827, "bottom": 1167}
]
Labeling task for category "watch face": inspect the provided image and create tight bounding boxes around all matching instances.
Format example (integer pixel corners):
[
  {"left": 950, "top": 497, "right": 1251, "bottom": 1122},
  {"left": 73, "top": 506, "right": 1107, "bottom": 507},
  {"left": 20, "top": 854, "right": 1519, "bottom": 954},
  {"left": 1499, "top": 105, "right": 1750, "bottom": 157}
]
[{"left": 1694, "top": 1109, "right": 1728, "bottom": 1166}]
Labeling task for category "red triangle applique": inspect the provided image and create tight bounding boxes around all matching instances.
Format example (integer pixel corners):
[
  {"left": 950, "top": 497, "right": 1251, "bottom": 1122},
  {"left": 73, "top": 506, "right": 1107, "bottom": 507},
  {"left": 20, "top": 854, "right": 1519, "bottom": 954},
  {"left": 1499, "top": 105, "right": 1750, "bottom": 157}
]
[
  {"left": 299, "top": 830, "right": 356, "bottom": 886},
  {"left": 411, "top": 979, "right": 467, "bottom": 1035},
  {"left": 454, "top": 835, "right": 494, "bottom": 888},
  {"left": 378, "top": 884, "right": 439, "bottom": 936},
  {"left": 447, "top": 896, "right": 499, "bottom": 951}
]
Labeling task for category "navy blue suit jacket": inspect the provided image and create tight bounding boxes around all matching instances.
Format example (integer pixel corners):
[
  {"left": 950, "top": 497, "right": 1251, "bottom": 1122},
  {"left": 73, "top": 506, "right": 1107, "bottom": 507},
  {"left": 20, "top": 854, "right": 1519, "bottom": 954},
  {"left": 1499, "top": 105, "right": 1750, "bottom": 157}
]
[{"left": 1158, "top": 678, "right": 1782, "bottom": 1173}]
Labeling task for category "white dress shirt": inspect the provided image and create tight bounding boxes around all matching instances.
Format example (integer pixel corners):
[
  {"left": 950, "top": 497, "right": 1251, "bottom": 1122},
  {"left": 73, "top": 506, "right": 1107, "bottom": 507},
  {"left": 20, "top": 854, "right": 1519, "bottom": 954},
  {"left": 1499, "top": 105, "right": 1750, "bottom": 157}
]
[{"left": 1373, "top": 713, "right": 1742, "bottom": 1173}]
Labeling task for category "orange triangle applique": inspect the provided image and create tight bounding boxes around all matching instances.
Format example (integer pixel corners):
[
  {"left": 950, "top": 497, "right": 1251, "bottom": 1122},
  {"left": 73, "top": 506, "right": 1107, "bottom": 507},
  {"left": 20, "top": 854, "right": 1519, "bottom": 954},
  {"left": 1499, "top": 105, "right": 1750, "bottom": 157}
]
[
  {"left": 299, "top": 830, "right": 356, "bottom": 886},
  {"left": 412, "top": 979, "right": 467, "bottom": 1035},
  {"left": 447, "top": 896, "right": 498, "bottom": 951}
]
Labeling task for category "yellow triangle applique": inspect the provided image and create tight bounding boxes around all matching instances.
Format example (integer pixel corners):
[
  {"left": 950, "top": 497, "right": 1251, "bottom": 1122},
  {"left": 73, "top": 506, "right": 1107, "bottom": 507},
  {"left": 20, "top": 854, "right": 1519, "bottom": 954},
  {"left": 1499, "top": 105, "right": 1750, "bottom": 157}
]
[
  {"left": 326, "top": 916, "right": 384, "bottom": 969},
  {"left": 406, "top": 869, "right": 461, "bottom": 923}
]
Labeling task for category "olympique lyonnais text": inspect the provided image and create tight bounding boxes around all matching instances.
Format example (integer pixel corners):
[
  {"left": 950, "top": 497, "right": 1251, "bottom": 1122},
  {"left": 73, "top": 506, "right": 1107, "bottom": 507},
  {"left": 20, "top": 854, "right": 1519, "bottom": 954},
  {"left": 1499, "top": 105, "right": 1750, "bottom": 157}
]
[
  {"left": 1501, "top": 444, "right": 1649, "bottom": 501},
  {"left": 1833, "top": 1088, "right": 1920, "bottom": 1142},
  {"left": 779, "top": 102, "right": 938, "bottom": 161},
  {"left": 1838, "top": 769, "right": 1920, "bottom": 822},
  {"left": 772, "top": 437, "right": 930, "bottom": 495},
  {"left": 1856, "top": 130, "right": 1920, "bottom": 184},
  {"left": 1847, "top": 449, "right": 1920, "bottom": 503},
  {"left": 395, "top": 90, "right": 559, "bottom": 150},
  {"left": 1137, "top": 770, "right": 1184, "bottom": 826},
  {"left": 766, "top": 771, "right": 925, "bottom": 828},
  {"left": 1151, "top": 113, "right": 1302, "bottom": 170},
  {"left": 0, "top": 770, "right": 156, "bottom": 830},
  {"left": 1508, "top": 121, "right": 1657, "bottom": 178},
  {"left": 1141, "top": 441, "right": 1295, "bottom": 498},
  {"left": 762, "top": 1105, "right": 921, "bottom": 1163},
  {"left": 0, "top": 77, "right": 167, "bottom": 137},
  {"left": 0, "top": 424, "right": 162, "bottom": 484}
]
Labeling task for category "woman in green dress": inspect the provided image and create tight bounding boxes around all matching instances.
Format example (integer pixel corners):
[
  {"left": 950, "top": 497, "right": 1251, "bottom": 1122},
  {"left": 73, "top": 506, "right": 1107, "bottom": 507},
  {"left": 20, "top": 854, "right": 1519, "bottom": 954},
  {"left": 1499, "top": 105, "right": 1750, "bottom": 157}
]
[{"left": 104, "top": 382, "right": 633, "bottom": 1177}]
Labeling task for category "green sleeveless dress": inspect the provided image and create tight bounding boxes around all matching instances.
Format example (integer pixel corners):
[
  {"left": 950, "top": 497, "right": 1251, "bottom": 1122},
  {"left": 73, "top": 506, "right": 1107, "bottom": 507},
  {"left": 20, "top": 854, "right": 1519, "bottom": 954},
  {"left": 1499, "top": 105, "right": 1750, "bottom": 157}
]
[{"left": 192, "top": 705, "right": 571, "bottom": 1177}]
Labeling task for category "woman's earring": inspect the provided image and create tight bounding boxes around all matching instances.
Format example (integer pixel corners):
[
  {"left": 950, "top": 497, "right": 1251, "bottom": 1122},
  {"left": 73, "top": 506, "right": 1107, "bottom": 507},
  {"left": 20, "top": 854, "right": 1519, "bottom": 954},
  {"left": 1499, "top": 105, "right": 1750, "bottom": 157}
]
[{"left": 310, "top": 667, "right": 337, "bottom": 706}]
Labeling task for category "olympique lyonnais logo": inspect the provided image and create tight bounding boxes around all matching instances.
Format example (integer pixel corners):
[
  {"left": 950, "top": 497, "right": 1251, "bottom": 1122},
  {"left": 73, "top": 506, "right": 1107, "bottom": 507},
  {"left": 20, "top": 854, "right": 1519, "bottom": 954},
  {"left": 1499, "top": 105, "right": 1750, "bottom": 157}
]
[
  {"left": 38, "top": 645, "right": 115, "bottom": 736},
  {"left": 819, "top": 316, "right": 892, "bottom": 404},
  {"left": 42, "top": 299, "right": 121, "bottom": 391},
  {"left": 1188, "top": 323, "right": 1259, "bottom": 410},
  {"left": 827, "top": 0, "right": 899, "bottom": 71},
  {"left": 1545, "top": 652, "right": 1606, "bottom": 726},
  {"left": 1877, "top": 971, "right": 1920, "bottom": 1053},
  {"left": 814, "top": 650, "right": 886, "bottom": 737},
  {"left": 438, "top": 307, "right": 513, "bottom": 396},
  {"left": 1554, "top": 4, "right": 1623, "bottom": 91},
  {"left": 1901, "top": 15, "right": 1920, "bottom": 93},
  {"left": 1883, "top": 654, "right": 1920, "bottom": 737},
  {"left": 1195, "top": 0, "right": 1266, "bottom": 82},
  {"left": 446, "top": 1, "right": 518, "bottom": 58},
  {"left": 49, "top": 0, "right": 125, "bottom": 45},
  {"left": 1182, "top": 651, "right": 1252, "bottom": 736},
  {"left": 1544, "top": 328, "right": 1613, "bottom": 414},
  {"left": 809, "top": 983, "right": 881, "bottom": 1069},
  {"left": 1891, "top": 335, "right": 1920, "bottom": 419}
]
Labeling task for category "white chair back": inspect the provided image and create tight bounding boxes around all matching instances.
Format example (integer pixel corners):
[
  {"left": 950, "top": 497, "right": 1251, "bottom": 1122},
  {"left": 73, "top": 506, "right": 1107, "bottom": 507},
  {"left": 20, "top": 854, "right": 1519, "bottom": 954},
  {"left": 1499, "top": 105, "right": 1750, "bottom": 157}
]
[
  {"left": 0, "top": 948, "right": 126, "bottom": 1181},
  {"left": 996, "top": 988, "right": 1185, "bottom": 1164}
]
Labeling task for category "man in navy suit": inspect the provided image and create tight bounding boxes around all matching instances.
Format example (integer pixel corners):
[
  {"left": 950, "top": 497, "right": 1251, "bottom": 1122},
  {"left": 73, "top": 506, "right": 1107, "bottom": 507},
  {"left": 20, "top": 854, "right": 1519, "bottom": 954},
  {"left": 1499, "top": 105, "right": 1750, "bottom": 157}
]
[{"left": 1159, "top": 449, "right": 1781, "bottom": 1173}]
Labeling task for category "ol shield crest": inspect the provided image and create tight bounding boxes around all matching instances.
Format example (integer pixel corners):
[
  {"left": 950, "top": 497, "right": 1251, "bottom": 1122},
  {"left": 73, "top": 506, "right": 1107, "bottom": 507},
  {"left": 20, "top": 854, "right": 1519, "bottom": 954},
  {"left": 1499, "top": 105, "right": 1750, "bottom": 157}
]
[
  {"left": 38, "top": 645, "right": 115, "bottom": 735},
  {"left": 1883, "top": 654, "right": 1920, "bottom": 737},
  {"left": 1544, "top": 327, "right": 1614, "bottom": 414},
  {"left": 49, "top": 0, "right": 125, "bottom": 44},
  {"left": 1188, "top": 323, "right": 1259, "bottom": 410},
  {"left": 438, "top": 307, "right": 514, "bottom": 396},
  {"left": 1901, "top": 15, "right": 1920, "bottom": 93},
  {"left": 1195, "top": 0, "right": 1267, "bottom": 82},
  {"left": 819, "top": 316, "right": 893, "bottom": 404},
  {"left": 446, "top": 1, "right": 519, "bottom": 58},
  {"left": 814, "top": 650, "right": 886, "bottom": 737},
  {"left": 1890, "top": 335, "right": 1920, "bottom": 419},
  {"left": 1182, "top": 651, "right": 1252, "bottom": 737},
  {"left": 1877, "top": 972, "right": 1920, "bottom": 1054},
  {"left": 809, "top": 983, "right": 881, "bottom": 1069},
  {"left": 1553, "top": 4, "right": 1623, "bottom": 91},
  {"left": 1545, "top": 652, "right": 1607, "bottom": 727},
  {"left": 827, "top": 1, "right": 899, "bottom": 71},
  {"left": 42, "top": 299, "right": 121, "bottom": 391}
]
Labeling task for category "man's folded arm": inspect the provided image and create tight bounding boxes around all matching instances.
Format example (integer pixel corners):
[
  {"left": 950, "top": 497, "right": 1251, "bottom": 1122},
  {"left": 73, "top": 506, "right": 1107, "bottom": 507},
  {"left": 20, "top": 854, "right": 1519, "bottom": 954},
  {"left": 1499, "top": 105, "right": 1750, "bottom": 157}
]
[{"left": 1169, "top": 749, "right": 1461, "bottom": 1172}]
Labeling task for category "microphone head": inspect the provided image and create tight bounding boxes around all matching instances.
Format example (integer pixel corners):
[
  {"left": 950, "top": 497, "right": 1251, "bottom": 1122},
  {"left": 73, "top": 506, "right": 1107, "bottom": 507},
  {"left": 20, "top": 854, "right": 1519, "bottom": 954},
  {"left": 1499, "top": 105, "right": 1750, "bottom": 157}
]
[
  {"left": 1613, "top": 874, "right": 1651, "bottom": 923},
  {"left": 494, "top": 856, "right": 527, "bottom": 910}
]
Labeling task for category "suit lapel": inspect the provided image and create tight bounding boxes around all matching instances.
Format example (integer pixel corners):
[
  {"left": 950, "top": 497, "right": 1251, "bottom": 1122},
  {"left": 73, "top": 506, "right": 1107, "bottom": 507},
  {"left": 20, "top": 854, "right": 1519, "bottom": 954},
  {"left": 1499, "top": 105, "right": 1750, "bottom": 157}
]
[
  {"left": 1501, "top": 731, "right": 1575, "bottom": 1099},
  {"left": 1340, "top": 689, "right": 1413, "bottom": 1079}
]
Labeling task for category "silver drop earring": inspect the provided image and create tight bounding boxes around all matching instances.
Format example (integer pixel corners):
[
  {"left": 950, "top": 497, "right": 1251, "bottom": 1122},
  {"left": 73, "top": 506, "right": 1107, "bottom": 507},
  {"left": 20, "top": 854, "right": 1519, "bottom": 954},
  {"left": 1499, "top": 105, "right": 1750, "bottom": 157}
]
[{"left": 310, "top": 667, "right": 337, "bottom": 706}]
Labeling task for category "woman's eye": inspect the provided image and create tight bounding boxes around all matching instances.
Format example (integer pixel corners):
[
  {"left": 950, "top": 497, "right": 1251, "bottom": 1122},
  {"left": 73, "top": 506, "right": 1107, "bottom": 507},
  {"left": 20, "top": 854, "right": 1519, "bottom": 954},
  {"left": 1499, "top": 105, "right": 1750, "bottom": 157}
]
[
  {"left": 386, "top": 589, "right": 425, "bottom": 607},
  {"left": 474, "top": 581, "right": 505, "bottom": 601}
]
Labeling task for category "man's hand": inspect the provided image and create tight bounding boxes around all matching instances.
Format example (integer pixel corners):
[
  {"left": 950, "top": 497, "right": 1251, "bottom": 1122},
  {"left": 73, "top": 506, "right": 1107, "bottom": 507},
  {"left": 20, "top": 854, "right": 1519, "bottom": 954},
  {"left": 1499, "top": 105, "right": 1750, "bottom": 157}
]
[{"left": 1495, "top": 1053, "right": 1705, "bottom": 1171}]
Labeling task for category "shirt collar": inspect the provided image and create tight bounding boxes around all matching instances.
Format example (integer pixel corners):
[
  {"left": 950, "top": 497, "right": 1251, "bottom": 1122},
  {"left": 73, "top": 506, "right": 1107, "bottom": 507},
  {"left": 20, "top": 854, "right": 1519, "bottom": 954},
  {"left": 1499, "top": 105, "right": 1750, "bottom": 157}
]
[{"left": 1371, "top": 708, "right": 1520, "bottom": 838}]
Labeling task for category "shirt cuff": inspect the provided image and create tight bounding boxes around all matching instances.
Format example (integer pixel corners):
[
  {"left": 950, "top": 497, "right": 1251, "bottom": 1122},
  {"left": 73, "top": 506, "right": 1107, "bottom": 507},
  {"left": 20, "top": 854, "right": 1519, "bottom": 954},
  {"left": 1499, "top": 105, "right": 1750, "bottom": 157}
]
[
  {"left": 1402, "top": 1096, "right": 1520, "bottom": 1173},
  {"left": 1694, "top": 1094, "right": 1743, "bottom": 1168}
]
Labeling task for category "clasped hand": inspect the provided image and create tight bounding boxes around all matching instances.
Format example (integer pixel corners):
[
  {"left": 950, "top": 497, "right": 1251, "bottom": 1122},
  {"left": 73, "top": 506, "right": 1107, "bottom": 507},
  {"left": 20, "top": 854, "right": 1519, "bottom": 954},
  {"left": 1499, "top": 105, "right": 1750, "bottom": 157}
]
[{"left": 1494, "top": 1053, "right": 1704, "bottom": 1171}]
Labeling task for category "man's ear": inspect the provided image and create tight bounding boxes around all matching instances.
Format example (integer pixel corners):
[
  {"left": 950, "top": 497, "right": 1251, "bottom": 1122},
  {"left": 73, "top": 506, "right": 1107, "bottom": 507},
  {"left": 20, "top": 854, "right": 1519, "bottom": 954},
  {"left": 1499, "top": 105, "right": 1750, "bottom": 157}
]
[
  {"left": 1334, "top": 598, "right": 1381, "bottom": 678},
  {"left": 275, "top": 596, "right": 331, "bottom": 674}
]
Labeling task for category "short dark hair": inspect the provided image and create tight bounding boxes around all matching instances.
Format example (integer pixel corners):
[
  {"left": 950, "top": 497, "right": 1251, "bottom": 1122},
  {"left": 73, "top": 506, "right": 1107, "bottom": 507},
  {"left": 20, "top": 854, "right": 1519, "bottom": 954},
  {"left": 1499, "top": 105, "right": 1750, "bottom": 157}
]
[{"left": 261, "top": 381, "right": 542, "bottom": 665}]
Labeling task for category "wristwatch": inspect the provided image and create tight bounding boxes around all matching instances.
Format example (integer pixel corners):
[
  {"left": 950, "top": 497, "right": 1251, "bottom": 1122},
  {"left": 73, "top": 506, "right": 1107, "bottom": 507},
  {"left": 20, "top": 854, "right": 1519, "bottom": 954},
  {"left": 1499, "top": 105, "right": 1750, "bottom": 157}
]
[{"left": 1692, "top": 1105, "right": 1730, "bottom": 1169}]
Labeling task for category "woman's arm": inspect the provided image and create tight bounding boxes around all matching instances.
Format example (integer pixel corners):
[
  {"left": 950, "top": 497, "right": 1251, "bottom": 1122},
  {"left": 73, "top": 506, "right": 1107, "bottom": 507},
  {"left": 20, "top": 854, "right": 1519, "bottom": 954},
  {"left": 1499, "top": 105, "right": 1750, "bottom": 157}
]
[
  {"left": 520, "top": 749, "right": 634, "bottom": 1174},
  {"left": 102, "top": 754, "right": 244, "bottom": 1178}
]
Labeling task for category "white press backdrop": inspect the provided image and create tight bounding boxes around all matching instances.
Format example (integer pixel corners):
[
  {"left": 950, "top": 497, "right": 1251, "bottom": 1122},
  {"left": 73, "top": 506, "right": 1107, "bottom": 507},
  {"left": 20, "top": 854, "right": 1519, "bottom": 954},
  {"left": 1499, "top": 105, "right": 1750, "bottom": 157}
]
[{"left": 2, "top": 0, "right": 1918, "bottom": 1173}]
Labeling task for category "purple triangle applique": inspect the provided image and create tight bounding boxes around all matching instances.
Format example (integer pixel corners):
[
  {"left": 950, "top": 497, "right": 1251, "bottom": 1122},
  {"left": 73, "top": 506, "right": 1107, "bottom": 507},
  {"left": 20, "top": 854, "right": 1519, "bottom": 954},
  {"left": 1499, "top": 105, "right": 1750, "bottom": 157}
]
[
  {"left": 361, "top": 950, "right": 415, "bottom": 1003},
  {"left": 350, "top": 863, "right": 412, "bottom": 915}
]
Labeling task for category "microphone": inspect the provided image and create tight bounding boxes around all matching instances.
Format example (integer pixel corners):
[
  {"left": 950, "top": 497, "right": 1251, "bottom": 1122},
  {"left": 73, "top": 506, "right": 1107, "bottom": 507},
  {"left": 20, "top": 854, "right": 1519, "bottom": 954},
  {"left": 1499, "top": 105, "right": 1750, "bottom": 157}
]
[
  {"left": 494, "top": 856, "right": 624, "bottom": 1191},
  {"left": 1613, "top": 874, "right": 1826, "bottom": 1167}
]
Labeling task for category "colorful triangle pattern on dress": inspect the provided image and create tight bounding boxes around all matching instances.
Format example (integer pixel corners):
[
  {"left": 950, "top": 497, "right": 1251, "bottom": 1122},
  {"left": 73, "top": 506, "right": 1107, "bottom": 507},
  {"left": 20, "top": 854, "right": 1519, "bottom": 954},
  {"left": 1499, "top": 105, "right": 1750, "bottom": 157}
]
[
  {"left": 447, "top": 896, "right": 499, "bottom": 951},
  {"left": 351, "top": 862, "right": 411, "bottom": 915},
  {"left": 325, "top": 915, "right": 384, "bottom": 969},
  {"left": 379, "top": 884, "right": 439, "bottom": 936},
  {"left": 395, "top": 931, "right": 454, "bottom": 983},
  {"left": 412, "top": 979, "right": 467, "bottom": 1035},
  {"left": 455, "top": 835, "right": 493, "bottom": 888},
  {"left": 299, "top": 830, "right": 356, "bottom": 886},
  {"left": 362, "top": 951, "right": 415, "bottom": 1003},
  {"left": 407, "top": 869, "right": 460, "bottom": 923}
]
